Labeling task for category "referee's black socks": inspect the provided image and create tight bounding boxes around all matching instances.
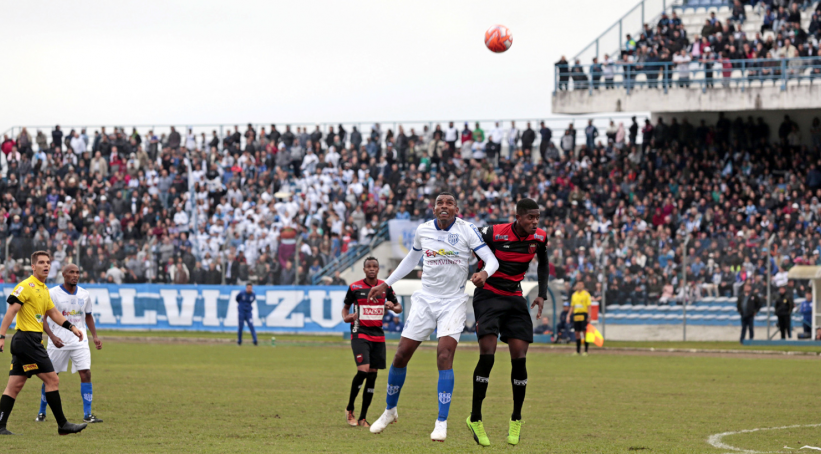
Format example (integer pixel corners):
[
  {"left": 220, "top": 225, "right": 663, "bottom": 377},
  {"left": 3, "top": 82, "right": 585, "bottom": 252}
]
[
  {"left": 470, "top": 354, "right": 495, "bottom": 422},
  {"left": 347, "top": 371, "right": 368, "bottom": 412},
  {"left": 0, "top": 394, "right": 15, "bottom": 428},
  {"left": 584, "top": 340, "right": 589, "bottom": 353},
  {"left": 511, "top": 358, "right": 527, "bottom": 421},
  {"left": 576, "top": 339, "right": 581, "bottom": 353},
  {"left": 45, "top": 391, "right": 68, "bottom": 427}
]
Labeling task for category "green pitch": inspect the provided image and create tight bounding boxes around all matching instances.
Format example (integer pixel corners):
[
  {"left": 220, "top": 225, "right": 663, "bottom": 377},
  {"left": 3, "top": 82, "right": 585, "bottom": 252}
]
[{"left": 0, "top": 334, "right": 818, "bottom": 453}]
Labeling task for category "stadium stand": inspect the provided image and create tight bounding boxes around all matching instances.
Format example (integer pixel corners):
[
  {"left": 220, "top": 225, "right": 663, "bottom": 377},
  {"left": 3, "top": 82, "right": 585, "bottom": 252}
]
[{"left": 1, "top": 110, "right": 819, "bottom": 333}]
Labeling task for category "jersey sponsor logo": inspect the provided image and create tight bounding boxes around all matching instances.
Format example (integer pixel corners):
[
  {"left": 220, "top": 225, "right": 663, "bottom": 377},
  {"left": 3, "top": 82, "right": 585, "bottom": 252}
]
[
  {"left": 361, "top": 306, "right": 384, "bottom": 317},
  {"left": 23, "top": 363, "right": 39, "bottom": 372},
  {"left": 438, "top": 392, "right": 452, "bottom": 404},
  {"left": 447, "top": 233, "right": 459, "bottom": 246},
  {"left": 513, "top": 379, "right": 528, "bottom": 386},
  {"left": 427, "top": 259, "right": 460, "bottom": 266},
  {"left": 475, "top": 376, "right": 489, "bottom": 383},
  {"left": 534, "top": 233, "right": 545, "bottom": 240},
  {"left": 425, "top": 249, "right": 459, "bottom": 258},
  {"left": 387, "top": 384, "right": 401, "bottom": 395},
  {"left": 529, "top": 243, "right": 537, "bottom": 254},
  {"left": 502, "top": 244, "right": 510, "bottom": 248},
  {"left": 61, "top": 310, "right": 84, "bottom": 318},
  {"left": 13, "top": 286, "right": 23, "bottom": 297},
  {"left": 35, "top": 314, "right": 43, "bottom": 322},
  {"left": 351, "top": 284, "right": 362, "bottom": 289},
  {"left": 494, "top": 234, "right": 509, "bottom": 240}
]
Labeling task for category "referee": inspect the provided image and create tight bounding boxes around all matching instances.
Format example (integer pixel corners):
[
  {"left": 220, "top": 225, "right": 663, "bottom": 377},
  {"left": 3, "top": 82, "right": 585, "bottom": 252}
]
[
  {"left": 0, "top": 251, "right": 88, "bottom": 435},
  {"left": 566, "top": 282, "right": 591, "bottom": 356}
]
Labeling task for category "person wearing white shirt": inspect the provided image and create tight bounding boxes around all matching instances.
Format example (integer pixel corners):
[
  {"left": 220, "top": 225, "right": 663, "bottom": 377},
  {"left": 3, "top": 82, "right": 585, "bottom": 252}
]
[
  {"left": 444, "top": 121, "right": 459, "bottom": 156},
  {"left": 325, "top": 147, "right": 341, "bottom": 168},
  {"left": 69, "top": 132, "right": 86, "bottom": 154},
  {"left": 673, "top": 49, "right": 692, "bottom": 87},
  {"left": 185, "top": 129, "right": 196, "bottom": 150},
  {"left": 488, "top": 122, "right": 504, "bottom": 166},
  {"left": 507, "top": 121, "right": 520, "bottom": 159},
  {"left": 173, "top": 207, "right": 190, "bottom": 232},
  {"left": 367, "top": 193, "right": 499, "bottom": 441},
  {"left": 301, "top": 149, "right": 319, "bottom": 175}
]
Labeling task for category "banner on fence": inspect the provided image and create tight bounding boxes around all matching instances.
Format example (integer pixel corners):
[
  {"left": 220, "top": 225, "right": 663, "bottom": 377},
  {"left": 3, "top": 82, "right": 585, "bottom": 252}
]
[
  {"left": 0, "top": 285, "right": 351, "bottom": 333},
  {"left": 388, "top": 220, "right": 422, "bottom": 258}
]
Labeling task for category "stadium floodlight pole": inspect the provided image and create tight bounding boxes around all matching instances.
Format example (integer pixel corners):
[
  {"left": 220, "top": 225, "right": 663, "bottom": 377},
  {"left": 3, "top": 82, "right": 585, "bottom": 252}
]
[
  {"left": 766, "top": 234, "right": 776, "bottom": 339},
  {"left": 682, "top": 233, "right": 691, "bottom": 342}
]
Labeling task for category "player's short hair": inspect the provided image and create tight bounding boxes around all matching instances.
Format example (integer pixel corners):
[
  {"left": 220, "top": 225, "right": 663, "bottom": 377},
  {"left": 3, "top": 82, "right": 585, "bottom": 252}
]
[
  {"left": 435, "top": 192, "right": 457, "bottom": 206},
  {"left": 363, "top": 256, "right": 379, "bottom": 266},
  {"left": 31, "top": 250, "right": 51, "bottom": 265},
  {"left": 516, "top": 198, "right": 540, "bottom": 215}
]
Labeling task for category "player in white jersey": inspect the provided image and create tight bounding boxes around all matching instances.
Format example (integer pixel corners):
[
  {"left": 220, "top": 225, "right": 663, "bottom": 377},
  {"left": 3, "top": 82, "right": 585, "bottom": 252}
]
[
  {"left": 367, "top": 192, "right": 499, "bottom": 442},
  {"left": 36, "top": 264, "right": 103, "bottom": 424}
]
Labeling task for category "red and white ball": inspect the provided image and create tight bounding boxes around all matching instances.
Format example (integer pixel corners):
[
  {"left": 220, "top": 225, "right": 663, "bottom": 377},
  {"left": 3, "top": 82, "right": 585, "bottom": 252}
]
[{"left": 485, "top": 25, "right": 512, "bottom": 53}]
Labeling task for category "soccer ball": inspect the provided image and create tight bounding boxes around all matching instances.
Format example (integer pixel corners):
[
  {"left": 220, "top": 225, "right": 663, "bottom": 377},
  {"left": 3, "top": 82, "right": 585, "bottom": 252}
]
[{"left": 485, "top": 25, "right": 512, "bottom": 53}]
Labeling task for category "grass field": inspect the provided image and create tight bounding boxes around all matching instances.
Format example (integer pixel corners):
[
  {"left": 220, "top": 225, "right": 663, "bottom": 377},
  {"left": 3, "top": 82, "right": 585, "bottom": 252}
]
[{"left": 0, "top": 332, "right": 818, "bottom": 453}]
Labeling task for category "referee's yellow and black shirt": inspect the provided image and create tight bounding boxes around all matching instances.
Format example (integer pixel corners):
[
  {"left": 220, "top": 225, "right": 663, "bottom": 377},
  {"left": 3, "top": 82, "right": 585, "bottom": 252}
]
[
  {"left": 571, "top": 290, "right": 591, "bottom": 322},
  {"left": 7, "top": 275, "right": 54, "bottom": 332}
]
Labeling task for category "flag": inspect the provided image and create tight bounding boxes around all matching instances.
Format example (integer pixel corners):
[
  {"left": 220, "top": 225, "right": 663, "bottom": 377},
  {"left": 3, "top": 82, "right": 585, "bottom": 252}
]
[{"left": 585, "top": 324, "right": 604, "bottom": 347}]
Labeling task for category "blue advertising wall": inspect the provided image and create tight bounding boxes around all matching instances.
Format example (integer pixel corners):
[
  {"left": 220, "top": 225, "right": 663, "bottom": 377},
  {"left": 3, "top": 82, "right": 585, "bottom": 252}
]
[{"left": 0, "top": 285, "right": 351, "bottom": 333}]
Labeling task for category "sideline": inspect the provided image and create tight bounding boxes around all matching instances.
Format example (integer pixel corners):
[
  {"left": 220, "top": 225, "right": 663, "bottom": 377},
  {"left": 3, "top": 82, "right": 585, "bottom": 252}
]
[{"left": 707, "top": 423, "right": 821, "bottom": 453}]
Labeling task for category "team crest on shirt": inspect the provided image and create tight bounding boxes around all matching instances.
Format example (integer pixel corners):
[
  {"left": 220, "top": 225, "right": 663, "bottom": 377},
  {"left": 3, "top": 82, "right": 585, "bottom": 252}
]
[
  {"left": 29, "top": 283, "right": 34, "bottom": 288},
  {"left": 529, "top": 243, "right": 537, "bottom": 254},
  {"left": 447, "top": 234, "right": 459, "bottom": 246}
]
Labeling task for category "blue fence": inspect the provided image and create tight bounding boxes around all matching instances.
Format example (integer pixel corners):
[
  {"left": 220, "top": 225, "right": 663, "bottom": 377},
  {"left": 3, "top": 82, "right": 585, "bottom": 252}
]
[{"left": 0, "top": 284, "right": 353, "bottom": 333}]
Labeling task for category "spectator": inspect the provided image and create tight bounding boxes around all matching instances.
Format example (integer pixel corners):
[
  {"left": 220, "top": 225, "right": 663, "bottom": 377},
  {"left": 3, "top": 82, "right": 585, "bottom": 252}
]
[
  {"left": 774, "top": 285, "right": 795, "bottom": 339},
  {"left": 737, "top": 281, "right": 763, "bottom": 343}
]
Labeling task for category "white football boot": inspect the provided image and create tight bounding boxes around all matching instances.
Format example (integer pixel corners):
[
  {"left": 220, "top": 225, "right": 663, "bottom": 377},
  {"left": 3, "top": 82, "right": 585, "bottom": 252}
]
[
  {"left": 431, "top": 419, "right": 447, "bottom": 442},
  {"left": 369, "top": 407, "right": 398, "bottom": 434}
]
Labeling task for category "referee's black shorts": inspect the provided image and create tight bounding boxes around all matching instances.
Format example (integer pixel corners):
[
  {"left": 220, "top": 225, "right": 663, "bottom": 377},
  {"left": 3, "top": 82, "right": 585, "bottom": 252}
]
[
  {"left": 572, "top": 313, "right": 589, "bottom": 334},
  {"left": 473, "top": 288, "right": 533, "bottom": 344},
  {"left": 9, "top": 331, "right": 55, "bottom": 378},
  {"left": 351, "top": 337, "right": 387, "bottom": 369}
]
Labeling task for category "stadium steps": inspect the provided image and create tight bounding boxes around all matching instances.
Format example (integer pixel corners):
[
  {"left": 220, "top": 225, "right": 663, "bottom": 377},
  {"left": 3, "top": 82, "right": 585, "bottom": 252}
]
[{"left": 603, "top": 297, "right": 807, "bottom": 326}]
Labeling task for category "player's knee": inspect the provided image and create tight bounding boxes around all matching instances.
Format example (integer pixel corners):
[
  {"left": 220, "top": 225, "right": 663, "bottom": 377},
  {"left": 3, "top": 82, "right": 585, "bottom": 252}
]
[{"left": 436, "top": 350, "right": 454, "bottom": 368}]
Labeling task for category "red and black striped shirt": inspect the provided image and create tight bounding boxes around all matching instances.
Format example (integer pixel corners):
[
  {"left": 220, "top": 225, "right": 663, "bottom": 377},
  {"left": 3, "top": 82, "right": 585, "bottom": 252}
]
[
  {"left": 343, "top": 279, "right": 398, "bottom": 342},
  {"left": 476, "top": 223, "right": 548, "bottom": 297}
]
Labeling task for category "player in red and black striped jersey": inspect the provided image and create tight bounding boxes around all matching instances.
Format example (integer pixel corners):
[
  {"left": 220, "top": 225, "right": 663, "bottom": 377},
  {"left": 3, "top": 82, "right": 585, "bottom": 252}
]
[
  {"left": 466, "top": 198, "right": 549, "bottom": 446},
  {"left": 341, "top": 257, "right": 402, "bottom": 428}
]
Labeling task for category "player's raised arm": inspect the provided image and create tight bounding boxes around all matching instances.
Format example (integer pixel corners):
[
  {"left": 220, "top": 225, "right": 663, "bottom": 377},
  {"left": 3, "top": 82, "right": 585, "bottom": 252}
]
[{"left": 368, "top": 227, "right": 423, "bottom": 302}]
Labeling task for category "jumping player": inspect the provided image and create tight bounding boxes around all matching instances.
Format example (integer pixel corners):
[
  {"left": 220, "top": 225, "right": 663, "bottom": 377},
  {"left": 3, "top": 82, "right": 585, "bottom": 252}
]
[
  {"left": 341, "top": 257, "right": 402, "bottom": 428},
  {"left": 0, "top": 251, "right": 87, "bottom": 435},
  {"left": 36, "top": 264, "right": 103, "bottom": 423},
  {"left": 367, "top": 192, "right": 500, "bottom": 442},
  {"left": 466, "top": 198, "right": 548, "bottom": 446},
  {"left": 568, "top": 281, "right": 591, "bottom": 356}
]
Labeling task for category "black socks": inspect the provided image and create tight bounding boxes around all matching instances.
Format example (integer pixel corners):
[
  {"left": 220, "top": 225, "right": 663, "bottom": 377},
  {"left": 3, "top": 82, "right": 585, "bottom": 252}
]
[
  {"left": 576, "top": 339, "right": 581, "bottom": 353},
  {"left": 511, "top": 358, "right": 527, "bottom": 421},
  {"left": 347, "top": 371, "right": 368, "bottom": 412},
  {"left": 45, "top": 390, "right": 67, "bottom": 427},
  {"left": 585, "top": 340, "right": 589, "bottom": 352},
  {"left": 0, "top": 394, "right": 15, "bottom": 428},
  {"left": 471, "top": 354, "right": 495, "bottom": 422},
  {"left": 359, "top": 372, "right": 377, "bottom": 421}
]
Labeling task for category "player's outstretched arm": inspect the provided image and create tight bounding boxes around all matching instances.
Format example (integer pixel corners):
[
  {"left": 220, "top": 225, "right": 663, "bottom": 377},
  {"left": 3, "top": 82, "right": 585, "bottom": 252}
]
[
  {"left": 42, "top": 314, "right": 65, "bottom": 349},
  {"left": 0, "top": 303, "right": 21, "bottom": 353},
  {"left": 46, "top": 307, "right": 83, "bottom": 341},
  {"left": 368, "top": 248, "right": 423, "bottom": 302},
  {"left": 86, "top": 313, "right": 102, "bottom": 350}
]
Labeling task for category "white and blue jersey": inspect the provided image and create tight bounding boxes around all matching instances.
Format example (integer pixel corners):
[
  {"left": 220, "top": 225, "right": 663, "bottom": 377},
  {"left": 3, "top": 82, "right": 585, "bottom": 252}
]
[
  {"left": 47, "top": 285, "right": 91, "bottom": 350},
  {"left": 411, "top": 218, "right": 487, "bottom": 297}
]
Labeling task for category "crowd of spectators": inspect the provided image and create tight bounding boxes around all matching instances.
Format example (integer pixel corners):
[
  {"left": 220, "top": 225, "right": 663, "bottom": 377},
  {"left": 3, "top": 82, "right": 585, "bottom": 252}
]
[
  {"left": 556, "top": 0, "right": 821, "bottom": 90},
  {"left": 2, "top": 112, "right": 821, "bottom": 314}
]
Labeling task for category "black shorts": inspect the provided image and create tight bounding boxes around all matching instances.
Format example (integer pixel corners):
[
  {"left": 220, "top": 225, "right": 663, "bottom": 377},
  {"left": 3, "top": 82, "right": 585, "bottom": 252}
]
[
  {"left": 572, "top": 313, "right": 588, "bottom": 333},
  {"left": 9, "top": 331, "right": 55, "bottom": 378},
  {"left": 351, "top": 337, "right": 386, "bottom": 369},
  {"left": 473, "top": 288, "right": 533, "bottom": 344}
]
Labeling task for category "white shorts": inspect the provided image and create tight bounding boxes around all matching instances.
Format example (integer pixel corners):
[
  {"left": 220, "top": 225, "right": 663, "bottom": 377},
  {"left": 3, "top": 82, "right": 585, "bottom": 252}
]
[
  {"left": 402, "top": 290, "right": 469, "bottom": 342},
  {"left": 47, "top": 346, "right": 91, "bottom": 374}
]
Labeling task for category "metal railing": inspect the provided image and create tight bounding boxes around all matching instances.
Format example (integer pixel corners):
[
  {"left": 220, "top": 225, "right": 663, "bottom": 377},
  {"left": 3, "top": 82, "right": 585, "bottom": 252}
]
[
  {"left": 311, "top": 223, "right": 389, "bottom": 285},
  {"left": 572, "top": 0, "right": 687, "bottom": 63},
  {"left": 554, "top": 56, "right": 821, "bottom": 94},
  {"left": 3, "top": 115, "right": 651, "bottom": 157}
]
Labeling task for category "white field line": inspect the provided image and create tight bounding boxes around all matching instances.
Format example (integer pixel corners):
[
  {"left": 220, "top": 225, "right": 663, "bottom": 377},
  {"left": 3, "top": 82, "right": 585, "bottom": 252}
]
[{"left": 707, "top": 423, "right": 821, "bottom": 454}]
